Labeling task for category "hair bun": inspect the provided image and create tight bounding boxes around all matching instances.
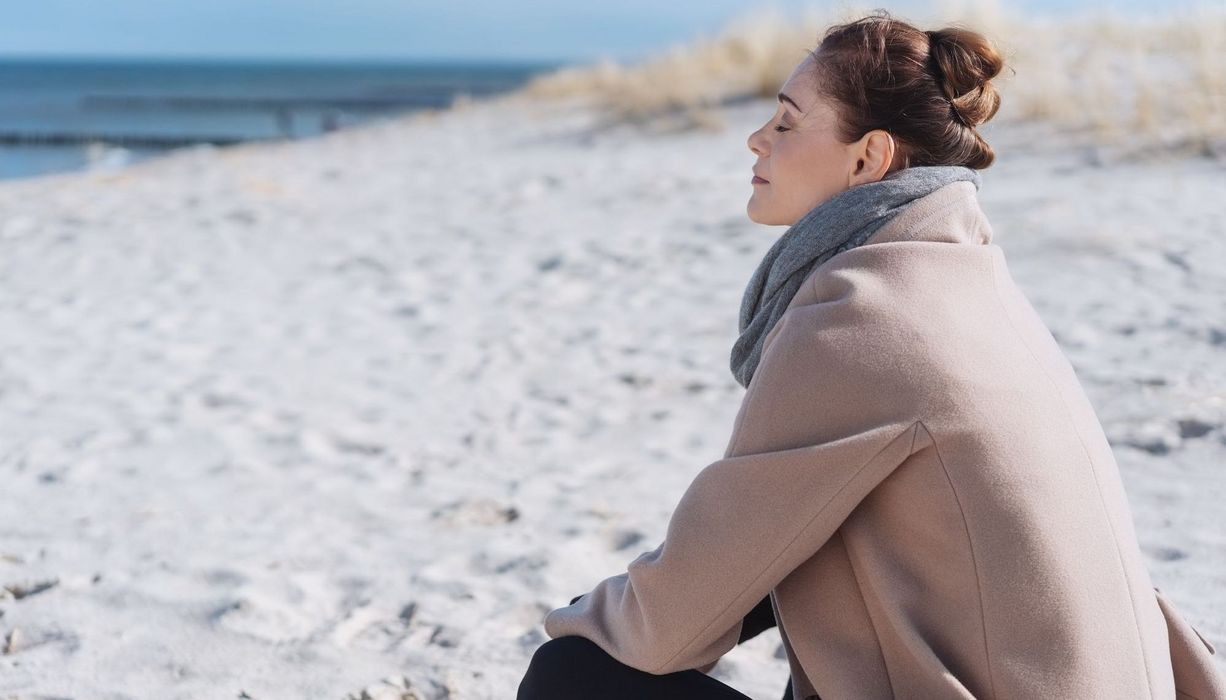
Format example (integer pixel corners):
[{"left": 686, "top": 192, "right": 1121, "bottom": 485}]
[{"left": 926, "top": 27, "right": 1003, "bottom": 128}]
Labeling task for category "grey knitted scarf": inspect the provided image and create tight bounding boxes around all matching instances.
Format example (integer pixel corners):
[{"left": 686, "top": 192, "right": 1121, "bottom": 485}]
[{"left": 730, "top": 165, "right": 982, "bottom": 389}]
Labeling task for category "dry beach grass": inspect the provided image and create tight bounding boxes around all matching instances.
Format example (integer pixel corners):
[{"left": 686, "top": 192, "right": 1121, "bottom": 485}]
[{"left": 523, "top": 1, "right": 1226, "bottom": 155}]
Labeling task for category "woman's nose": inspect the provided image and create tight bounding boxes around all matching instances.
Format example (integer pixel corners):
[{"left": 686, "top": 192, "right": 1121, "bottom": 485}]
[{"left": 747, "top": 127, "right": 767, "bottom": 157}]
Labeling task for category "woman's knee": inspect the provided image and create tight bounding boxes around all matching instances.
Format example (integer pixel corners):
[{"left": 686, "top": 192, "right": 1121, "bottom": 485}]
[
  {"left": 532, "top": 636, "right": 603, "bottom": 667},
  {"left": 518, "top": 636, "right": 610, "bottom": 699}
]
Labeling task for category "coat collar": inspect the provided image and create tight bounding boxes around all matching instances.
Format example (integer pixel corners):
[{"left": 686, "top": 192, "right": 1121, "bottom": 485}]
[{"left": 863, "top": 180, "right": 994, "bottom": 247}]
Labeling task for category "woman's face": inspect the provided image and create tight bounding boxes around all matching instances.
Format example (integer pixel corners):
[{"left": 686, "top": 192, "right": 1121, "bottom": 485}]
[{"left": 746, "top": 54, "right": 892, "bottom": 226}]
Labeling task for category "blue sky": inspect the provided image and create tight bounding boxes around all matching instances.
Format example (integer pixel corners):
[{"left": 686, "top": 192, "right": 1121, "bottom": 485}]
[{"left": 0, "top": 0, "right": 1215, "bottom": 63}]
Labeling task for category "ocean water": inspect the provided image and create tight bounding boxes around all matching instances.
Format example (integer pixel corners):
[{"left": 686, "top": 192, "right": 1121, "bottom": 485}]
[{"left": 0, "top": 58, "right": 562, "bottom": 180}]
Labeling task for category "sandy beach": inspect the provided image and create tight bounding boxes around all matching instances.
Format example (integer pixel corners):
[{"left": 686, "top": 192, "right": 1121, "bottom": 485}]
[{"left": 0, "top": 87, "right": 1223, "bottom": 699}]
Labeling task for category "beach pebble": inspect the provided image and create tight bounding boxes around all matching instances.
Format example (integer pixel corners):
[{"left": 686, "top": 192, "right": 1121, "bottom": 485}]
[
  {"left": 3, "top": 627, "right": 20, "bottom": 654},
  {"left": 429, "top": 498, "right": 520, "bottom": 527},
  {"left": 2, "top": 577, "right": 59, "bottom": 600}
]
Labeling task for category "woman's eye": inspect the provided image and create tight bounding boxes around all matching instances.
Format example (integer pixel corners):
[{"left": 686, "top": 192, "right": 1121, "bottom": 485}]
[{"left": 774, "top": 124, "right": 790, "bottom": 132}]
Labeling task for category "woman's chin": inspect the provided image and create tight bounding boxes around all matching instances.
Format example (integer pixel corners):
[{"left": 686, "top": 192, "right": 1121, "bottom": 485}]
[
  {"left": 746, "top": 201, "right": 783, "bottom": 227},
  {"left": 746, "top": 200, "right": 768, "bottom": 225}
]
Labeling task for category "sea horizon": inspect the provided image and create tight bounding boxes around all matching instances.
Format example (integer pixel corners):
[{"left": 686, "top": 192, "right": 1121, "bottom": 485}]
[{"left": 0, "top": 56, "right": 567, "bottom": 181}]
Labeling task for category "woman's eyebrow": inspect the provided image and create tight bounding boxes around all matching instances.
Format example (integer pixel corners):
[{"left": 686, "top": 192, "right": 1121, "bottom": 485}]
[{"left": 777, "top": 92, "right": 804, "bottom": 113}]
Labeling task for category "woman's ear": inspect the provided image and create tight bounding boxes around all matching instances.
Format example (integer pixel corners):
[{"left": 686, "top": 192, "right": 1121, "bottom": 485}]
[{"left": 848, "top": 129, "right": 897, "bottom": 187}]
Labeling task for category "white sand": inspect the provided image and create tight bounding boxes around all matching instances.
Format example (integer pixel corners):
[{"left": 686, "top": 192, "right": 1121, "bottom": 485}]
[{"left": 0, "top": 92, "right": 1222, "bottom": 699}]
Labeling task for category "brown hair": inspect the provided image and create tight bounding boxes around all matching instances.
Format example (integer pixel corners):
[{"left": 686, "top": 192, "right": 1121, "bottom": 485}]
[{"left": 808, "top": 10, "right": 1006, "bottom": 169}]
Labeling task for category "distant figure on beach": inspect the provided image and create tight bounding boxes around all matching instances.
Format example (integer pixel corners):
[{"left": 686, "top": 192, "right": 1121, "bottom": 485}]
[
  {"left": 275, "top": 107, "right": 294, "bottom": 137},
  {"left": 519, "top": 10, "right": 1225, "bottom": 700},
  {"left": 321, "top": 110, "right": 341, "bottom": 133}
]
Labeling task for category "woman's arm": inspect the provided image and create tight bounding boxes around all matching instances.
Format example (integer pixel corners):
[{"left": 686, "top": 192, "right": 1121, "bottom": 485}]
[
  {"left": 567, "top": 592, "right": 774, "bottom": 643},
  {"left": 543, "top": 296, "right": 927, "bottom": 676}
]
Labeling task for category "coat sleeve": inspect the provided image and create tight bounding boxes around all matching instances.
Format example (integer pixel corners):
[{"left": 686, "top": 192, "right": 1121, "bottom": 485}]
[{"left": 542, "top": 289, "right": 928, "bottom": 676}]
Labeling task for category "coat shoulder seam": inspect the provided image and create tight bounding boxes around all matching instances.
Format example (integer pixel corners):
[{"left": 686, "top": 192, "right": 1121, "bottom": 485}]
[{"left": 917, "top": 419, "right": 997, "bottom": 700}]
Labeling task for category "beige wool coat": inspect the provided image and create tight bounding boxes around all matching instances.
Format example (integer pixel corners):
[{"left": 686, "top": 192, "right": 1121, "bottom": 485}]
[{"left": 541, "top": 181, "right": 1225, "bottom": 699}]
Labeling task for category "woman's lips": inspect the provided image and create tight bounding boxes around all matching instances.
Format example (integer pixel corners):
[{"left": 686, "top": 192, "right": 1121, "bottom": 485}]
[{"left": 752, "top": 175, "right": 769, "bottom": 184}]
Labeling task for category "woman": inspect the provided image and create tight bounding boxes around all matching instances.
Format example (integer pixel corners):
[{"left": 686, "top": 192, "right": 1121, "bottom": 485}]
[{"left": 518, "top": 11, "right": 1224, "bottom": 700}]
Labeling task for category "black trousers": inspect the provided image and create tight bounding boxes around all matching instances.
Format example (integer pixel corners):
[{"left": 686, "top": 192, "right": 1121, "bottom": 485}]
[{"left": 518, "top": 593, "right": 797, "bottom": 700}]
